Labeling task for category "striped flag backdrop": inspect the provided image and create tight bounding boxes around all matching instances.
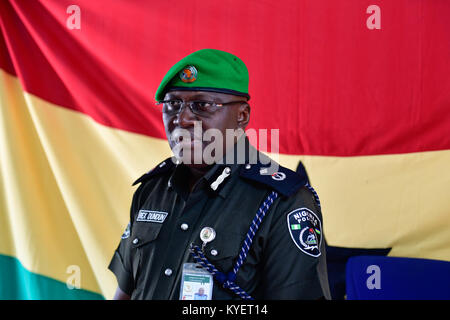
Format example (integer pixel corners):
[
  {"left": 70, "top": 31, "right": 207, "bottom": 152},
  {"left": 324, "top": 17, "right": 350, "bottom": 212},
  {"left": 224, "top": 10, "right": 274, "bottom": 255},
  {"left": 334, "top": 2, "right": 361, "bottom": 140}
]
[{"left": 0, "top": 0, "right": 449, "bottom": 299}]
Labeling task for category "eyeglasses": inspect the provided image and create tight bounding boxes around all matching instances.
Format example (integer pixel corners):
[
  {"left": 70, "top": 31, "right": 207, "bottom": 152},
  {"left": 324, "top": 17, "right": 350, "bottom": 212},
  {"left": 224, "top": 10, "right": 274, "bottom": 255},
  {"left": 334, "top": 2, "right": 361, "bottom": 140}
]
[{"left": 156, "top": 100, "right": 243, "bottom": 117}]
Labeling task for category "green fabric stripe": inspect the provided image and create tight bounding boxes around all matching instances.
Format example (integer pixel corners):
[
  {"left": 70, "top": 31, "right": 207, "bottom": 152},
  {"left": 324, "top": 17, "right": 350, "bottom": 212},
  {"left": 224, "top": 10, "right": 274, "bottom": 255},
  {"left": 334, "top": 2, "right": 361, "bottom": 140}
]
[{"left": 0, "top": 254, "right": 104, "bottom": 300}]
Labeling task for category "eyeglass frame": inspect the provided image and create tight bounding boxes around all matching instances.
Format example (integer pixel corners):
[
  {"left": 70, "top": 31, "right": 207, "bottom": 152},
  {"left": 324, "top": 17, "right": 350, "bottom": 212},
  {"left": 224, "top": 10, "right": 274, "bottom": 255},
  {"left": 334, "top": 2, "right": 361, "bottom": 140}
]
[{"left": 156, "top": 99, "right": 245, "bottom": 116}]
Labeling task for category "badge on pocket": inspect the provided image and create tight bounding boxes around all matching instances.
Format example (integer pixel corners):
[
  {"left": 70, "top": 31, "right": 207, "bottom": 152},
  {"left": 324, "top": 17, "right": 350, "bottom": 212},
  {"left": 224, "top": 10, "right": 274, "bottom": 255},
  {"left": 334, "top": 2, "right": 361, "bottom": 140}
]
[{"left": 179, "top": 263, "right": 213, "bottom": 300}]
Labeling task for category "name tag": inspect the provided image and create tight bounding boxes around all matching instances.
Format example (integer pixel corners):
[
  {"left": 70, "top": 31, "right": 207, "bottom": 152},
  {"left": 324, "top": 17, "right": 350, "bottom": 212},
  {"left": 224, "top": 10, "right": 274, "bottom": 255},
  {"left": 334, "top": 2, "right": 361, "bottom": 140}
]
[
  {"left": 136, "top": 210, "right": 168, "bottom": 223},
  {"left": 180, "top": 263, "right": 213, "bottom": 300}
]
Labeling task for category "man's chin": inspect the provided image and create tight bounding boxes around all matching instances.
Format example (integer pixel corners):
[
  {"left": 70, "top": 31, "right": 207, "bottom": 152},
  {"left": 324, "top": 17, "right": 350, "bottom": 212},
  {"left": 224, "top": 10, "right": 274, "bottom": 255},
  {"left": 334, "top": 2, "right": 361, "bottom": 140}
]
[
  {"left": 170, "top": 141, "right": 224, "bottom": 167},
  {"left": 173, "top": 152, "right": 216, "bottom": 168}
]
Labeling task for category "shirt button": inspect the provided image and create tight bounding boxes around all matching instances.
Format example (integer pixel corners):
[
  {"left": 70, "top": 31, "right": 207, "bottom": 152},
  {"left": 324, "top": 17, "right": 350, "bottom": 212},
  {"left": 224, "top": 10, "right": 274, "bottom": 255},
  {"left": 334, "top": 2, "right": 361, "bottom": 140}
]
[
  {"left": 210, "top": 249, "right": 218, "bottom": 256},
  {"left": 164, "top": 268, "right": 173, "bottom": 276},
  {"left": 132, "top": 238, "right": 139, "bottom": 244},
  {"left": 180, "top": 223, "right": 189, "bottom": 231}
]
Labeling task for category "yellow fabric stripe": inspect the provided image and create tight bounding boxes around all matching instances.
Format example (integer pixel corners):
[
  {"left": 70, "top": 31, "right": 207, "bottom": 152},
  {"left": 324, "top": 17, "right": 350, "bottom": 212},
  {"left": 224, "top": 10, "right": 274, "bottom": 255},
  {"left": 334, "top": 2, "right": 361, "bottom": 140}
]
[
  {"left": 1, "top": 70, "right": 449, "bottom": 301},
  {"left": 0, "top": 70, "right": 171, "bottom": 298},
  {"left": 274, "top": 152, "right": 450, "bottom": 261}
]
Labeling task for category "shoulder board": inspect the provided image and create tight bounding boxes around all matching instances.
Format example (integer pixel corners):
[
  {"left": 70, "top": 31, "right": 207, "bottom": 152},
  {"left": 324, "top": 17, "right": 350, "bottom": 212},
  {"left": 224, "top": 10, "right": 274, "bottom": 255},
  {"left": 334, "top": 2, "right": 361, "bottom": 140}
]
[
  {"left": 296, "top": 160, "right": 311, "bottom": 185},
  {"left": 132, "top": 158, "right": 176, "bottom": 186},
  {"left": 239, "top": 162, "right": 308, "bottom": 197}
]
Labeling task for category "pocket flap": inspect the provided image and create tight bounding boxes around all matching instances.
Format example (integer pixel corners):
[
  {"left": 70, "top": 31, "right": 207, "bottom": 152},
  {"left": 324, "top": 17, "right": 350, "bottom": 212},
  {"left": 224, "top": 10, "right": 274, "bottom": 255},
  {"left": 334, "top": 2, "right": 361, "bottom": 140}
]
[
  {"left": 203, "top": 231, "right": 243, "bottom": 261},
  {"left": 131, "top": 222, "right": 163, "bottom": 247}
]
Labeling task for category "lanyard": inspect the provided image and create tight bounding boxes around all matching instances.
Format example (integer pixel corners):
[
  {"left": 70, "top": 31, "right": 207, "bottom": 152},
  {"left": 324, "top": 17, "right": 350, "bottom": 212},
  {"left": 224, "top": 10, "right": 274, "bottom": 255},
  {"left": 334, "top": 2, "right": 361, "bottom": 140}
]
[{"left": 189, "top": 190, "right": 279, "bottom": 300}]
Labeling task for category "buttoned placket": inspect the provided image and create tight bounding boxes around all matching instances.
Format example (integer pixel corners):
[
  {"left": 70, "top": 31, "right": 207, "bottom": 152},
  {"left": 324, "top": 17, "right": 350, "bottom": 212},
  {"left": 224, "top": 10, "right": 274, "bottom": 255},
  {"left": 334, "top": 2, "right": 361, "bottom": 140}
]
[
  {"left": 151, "top": 188, "right": 211, "bottom": 299},
  {"left": 152, "top": 163, "right": 241, "bottom": 299}
]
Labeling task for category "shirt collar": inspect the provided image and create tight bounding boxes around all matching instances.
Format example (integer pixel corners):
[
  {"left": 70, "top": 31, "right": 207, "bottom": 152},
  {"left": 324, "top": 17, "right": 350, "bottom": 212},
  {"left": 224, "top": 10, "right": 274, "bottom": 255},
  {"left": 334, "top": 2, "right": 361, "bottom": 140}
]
[
  {"left": 168, "top": 135, "right": 253, "bottom": 199},
  {"left": 168, "top": 161, "right": 239, "bottom": 199}
]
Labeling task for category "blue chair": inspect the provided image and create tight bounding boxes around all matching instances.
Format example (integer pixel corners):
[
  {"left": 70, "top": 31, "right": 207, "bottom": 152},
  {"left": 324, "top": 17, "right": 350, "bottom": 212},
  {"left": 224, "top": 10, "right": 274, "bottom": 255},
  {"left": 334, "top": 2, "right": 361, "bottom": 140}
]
[
  {"left": 346, "top": 255, "right": 450, "bottom": 300},
  {"left": 326, "top": 246, "right": 391, "bottom": 299}
]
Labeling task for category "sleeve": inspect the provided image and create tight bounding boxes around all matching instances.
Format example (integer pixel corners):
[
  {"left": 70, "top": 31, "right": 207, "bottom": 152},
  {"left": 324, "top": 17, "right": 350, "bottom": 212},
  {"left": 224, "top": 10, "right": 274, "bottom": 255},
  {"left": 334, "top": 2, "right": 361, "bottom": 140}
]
[
  {"left": 108, "top": 224, "right": 134, "bottom": 296},
  {"left": 108, "top": 185, "right": 143, "bottom": 296},
  {"left": 260, "top": 186, "right": 331, "bottom": 300}
]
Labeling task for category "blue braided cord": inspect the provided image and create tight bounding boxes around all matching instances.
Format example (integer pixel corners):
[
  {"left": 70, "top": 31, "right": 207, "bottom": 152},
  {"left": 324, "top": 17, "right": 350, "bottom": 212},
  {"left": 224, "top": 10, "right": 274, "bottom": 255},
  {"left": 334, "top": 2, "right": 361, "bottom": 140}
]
[
  {"left": 233, "top": 191, "right": 278, "bottom": 274},
  {"left": 305, "top": 182, "right": 321, "bottom": 209},
  {"left": 188, "top": 190, "right": 279, "bottom": 300},
  {"left": 189, "top": 243, "right": 221, "bottom": 274},
  {"left": 189, "top": 243, "right": 253, "bottom": 299},
  {"left": 223, "top": 281, "right": 252, "bottom": 300}
]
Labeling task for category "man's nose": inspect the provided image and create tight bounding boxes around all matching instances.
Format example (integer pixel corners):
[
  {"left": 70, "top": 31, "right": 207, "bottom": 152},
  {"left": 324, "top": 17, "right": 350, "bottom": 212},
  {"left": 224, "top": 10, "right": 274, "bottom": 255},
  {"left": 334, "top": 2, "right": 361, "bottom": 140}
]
[{"left": 174, "top": 103, "right": 197, "bottom": 127}]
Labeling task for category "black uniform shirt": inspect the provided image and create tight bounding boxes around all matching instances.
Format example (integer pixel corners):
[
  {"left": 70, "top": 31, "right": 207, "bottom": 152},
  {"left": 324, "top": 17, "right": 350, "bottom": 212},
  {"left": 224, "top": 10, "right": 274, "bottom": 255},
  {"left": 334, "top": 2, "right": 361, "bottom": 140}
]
[{"left": 108, "top": 146, "right": 331, "bottom": 300}]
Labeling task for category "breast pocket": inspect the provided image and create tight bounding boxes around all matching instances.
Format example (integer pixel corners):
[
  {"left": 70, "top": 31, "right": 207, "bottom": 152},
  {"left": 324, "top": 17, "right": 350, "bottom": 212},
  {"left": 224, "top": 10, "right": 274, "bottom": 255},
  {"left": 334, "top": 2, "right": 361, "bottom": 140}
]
[
  {"left": 130, "top": 221, "right": 164, "bottom": 286},
  {"left": 202, "top": 231, "right": 244, "bottom": 273},
  {"left": 131, "top": 221, "right": 163, "bottom": 248}
]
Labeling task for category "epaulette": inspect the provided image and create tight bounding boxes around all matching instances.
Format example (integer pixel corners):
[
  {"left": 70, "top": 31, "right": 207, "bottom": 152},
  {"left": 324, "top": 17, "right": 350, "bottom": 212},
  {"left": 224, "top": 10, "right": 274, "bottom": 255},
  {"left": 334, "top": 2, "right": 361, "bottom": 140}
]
[
  {"left": 132, "top": 158, "right": 176, "bottom": 186},
  {"left": 296, "top": 160, "right": 310, "bottom": 185},
  {"left": 239, "top": 161, "right": 308, "bottom": 197}
]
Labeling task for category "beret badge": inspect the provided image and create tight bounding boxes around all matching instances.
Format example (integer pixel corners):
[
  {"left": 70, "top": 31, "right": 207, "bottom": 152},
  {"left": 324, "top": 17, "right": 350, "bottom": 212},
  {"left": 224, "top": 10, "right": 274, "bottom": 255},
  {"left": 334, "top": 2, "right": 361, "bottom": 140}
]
[{"left": 179, "top": 65, "right": 198, "bottom": 83}]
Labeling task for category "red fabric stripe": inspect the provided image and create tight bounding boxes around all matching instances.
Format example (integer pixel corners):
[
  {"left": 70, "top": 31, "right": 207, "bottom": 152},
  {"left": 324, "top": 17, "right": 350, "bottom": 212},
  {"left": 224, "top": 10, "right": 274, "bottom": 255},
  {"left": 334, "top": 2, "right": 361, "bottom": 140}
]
[
  {"left": 1, "top": 0, "right": 449, "bottom": 156},
  {"left": 0, "top": 24, "right": 15, "bottom": 76}
]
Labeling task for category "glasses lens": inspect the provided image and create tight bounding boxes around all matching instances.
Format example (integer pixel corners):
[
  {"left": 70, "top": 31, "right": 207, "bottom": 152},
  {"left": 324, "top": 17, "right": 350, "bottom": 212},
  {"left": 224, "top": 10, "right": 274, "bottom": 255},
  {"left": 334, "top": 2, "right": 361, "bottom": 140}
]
[
  {"left": 163, "top": 100, "right": 182, "bottom": 114},
  {"left": 191, "top": 101, "right": 215, "bottom": 115}
]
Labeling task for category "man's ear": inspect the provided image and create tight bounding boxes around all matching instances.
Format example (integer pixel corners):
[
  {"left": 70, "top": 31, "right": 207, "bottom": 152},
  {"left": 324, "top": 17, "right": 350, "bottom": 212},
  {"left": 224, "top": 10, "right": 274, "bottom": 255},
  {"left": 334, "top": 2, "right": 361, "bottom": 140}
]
[{"left": 237, "top": 103, "right": 250, "bottom": 129}]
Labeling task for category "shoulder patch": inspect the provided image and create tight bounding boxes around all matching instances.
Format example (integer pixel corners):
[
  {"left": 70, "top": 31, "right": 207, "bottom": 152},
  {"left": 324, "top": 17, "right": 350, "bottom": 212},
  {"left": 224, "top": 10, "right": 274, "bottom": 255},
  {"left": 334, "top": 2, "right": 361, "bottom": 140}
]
[
  {"left": 239, "top": 162, "right": 308, "bottom": 196},
  {"left": 132, "top": 158, "right": 176, "bottom": 186},
  {"left": 121, "top": 222, "right": 131, "bottom": 239},
  {"left": 287, "top": 207, "right": 322, "bottom": 257}
]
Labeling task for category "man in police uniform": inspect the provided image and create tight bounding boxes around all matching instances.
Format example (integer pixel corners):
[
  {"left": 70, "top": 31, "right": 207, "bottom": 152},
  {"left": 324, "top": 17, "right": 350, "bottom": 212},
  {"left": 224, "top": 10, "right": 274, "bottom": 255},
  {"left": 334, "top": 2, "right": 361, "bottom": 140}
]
[{"left": 108, "top": 49, "right": 331, "bottom": 300}]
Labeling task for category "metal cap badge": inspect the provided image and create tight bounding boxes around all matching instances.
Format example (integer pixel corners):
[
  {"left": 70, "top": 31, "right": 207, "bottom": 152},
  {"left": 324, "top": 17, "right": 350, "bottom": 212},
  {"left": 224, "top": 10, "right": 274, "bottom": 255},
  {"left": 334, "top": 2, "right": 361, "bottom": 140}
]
[{"left": 179, "top": 65, "right": 197, "bottom": 83}]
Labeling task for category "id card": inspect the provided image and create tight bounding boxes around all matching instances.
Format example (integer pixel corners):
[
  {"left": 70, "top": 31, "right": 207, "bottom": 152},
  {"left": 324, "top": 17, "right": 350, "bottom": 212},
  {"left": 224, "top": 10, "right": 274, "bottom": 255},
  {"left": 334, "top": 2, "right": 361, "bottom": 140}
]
[{"left": 180, "top": 263, "right": 213, "bottom": 300}]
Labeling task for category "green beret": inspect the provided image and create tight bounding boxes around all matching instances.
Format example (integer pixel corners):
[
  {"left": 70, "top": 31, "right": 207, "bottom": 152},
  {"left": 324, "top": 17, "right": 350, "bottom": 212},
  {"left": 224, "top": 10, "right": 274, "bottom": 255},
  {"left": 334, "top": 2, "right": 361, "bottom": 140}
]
[{"left": 155, "top": 49, "right": 250, "bottom": 102}]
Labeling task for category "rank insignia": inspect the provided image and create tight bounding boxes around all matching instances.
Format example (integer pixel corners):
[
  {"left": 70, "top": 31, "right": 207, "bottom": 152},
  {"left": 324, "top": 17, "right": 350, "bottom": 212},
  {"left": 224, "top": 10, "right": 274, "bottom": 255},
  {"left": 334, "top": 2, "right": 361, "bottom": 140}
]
[
  {"left": 287, "top": 207, "right": 322, "bottom": 257},
  {"left": 179, "top": 65, "right": 198, "bottom": 83}
]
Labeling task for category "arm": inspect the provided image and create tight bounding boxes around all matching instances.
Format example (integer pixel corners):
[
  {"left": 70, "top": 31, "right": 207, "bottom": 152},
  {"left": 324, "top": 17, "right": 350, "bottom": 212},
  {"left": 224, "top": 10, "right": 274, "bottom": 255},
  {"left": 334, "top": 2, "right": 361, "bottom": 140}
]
[
  {"left": 260, "top": 186, "right": 330, "bottom": 299},
  {"left": 108, "top": 185, "right": 145, "bottom": 299},
  {"left": 113, "top": 286, "right": 131, "bottom": 300}
]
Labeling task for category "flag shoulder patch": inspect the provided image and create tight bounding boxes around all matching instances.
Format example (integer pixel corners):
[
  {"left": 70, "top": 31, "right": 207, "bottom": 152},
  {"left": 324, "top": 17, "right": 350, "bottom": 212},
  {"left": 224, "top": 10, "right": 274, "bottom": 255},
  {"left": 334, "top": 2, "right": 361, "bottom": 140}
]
[{"left": 286, "top": 207, "right": 322, "bottom": 257}]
